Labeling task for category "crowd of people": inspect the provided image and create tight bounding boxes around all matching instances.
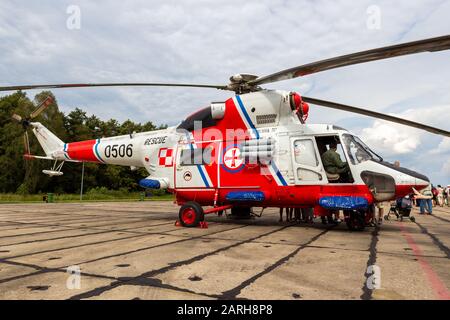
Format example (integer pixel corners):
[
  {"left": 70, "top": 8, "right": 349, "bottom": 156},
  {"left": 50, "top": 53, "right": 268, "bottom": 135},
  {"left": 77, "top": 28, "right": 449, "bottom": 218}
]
[{"left": 411, "top": 183, "right": 450, "bottom": 214}]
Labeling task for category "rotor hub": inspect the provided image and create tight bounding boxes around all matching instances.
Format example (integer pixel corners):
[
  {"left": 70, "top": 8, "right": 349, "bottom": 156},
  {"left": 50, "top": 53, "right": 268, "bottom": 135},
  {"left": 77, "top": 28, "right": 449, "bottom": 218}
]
[{"left": 227, "top": 73, "right": 260, "bottom": 93}]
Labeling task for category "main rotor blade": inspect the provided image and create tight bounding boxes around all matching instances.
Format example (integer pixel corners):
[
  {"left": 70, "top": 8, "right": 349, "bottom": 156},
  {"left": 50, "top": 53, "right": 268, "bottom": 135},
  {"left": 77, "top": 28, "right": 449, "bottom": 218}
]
[
  {"left": 30, "top": 96, "right": 53, "bottom": 119},
  {"left": 0, "top": 82, "right": 229, "bottom": 92},
  {"left": 302, "top": 96, "right": 450, "bottom": 138},
  {"left": 23, "top": 131, "right": 30, "bottom": 155},
  {"left": 250, "top": 35, "right": 450, "bottom": 86}
]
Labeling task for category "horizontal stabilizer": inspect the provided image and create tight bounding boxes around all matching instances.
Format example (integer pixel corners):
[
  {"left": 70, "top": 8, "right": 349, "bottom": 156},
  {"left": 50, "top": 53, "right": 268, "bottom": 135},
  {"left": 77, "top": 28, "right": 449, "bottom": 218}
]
[{"left": 42, "top": 170, "right": 64, "bottom": 177}]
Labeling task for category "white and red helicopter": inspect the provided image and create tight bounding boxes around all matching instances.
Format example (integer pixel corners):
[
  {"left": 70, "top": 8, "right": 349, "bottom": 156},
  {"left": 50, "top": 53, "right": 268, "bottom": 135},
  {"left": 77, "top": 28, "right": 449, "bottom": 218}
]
[{"left": 2, "top": 35, "right": 450, "bottom": 231}]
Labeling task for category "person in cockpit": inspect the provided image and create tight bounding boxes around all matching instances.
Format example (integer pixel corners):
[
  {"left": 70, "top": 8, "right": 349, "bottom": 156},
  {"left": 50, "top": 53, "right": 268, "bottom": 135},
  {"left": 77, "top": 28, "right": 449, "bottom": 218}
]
[{"left": 322, "top": 141, "right": 350, "bottom": 183}]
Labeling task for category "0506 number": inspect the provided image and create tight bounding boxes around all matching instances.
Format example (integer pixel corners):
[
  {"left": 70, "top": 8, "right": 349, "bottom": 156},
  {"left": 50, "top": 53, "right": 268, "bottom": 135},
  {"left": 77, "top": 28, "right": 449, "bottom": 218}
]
[{"left": 104, "top": 144, "right": 133, "bottom": 158}]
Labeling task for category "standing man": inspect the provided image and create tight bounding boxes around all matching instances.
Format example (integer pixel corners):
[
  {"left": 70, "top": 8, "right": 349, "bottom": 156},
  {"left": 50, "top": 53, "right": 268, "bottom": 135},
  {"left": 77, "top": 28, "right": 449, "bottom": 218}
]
[
  {"left": 303, "top": 207, "right": 314, "bottom": 223},
  {"left": 413, "top": 185, "right": 433, "bottom": 215},
  {"left": 444, "top": 186, "right": 450, "bottom": 206},
  {"left": 374, "top": 202, "right": 386, "bottom": 225},
  {"left": 436, "top": 185, "right": 444, "bottom": 207}
]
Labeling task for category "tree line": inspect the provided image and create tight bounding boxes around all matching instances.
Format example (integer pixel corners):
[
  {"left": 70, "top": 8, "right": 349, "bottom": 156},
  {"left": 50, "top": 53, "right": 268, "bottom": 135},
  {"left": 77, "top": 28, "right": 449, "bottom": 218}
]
[{"left": 0, "top": 91, "right": 166, "bottom": 194}]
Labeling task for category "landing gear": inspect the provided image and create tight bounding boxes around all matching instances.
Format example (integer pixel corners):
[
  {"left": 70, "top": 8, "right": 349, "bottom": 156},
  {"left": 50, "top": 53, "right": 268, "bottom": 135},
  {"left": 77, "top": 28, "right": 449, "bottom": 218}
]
[
  {"left": 179, "top": 201, "right": 204, "bottom": 227},
  {"left": 345, "top": 210, "right": 366, "bottom": 231},
  {"left": 228, "top": 206, "right": 252, "bottom": 220}
]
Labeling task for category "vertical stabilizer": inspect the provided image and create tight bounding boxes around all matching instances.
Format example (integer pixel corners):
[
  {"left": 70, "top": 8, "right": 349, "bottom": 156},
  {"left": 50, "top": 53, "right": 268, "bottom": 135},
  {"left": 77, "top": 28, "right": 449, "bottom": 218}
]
[{"left": 30, "top": 122, "right": 64, "bottom": 157}]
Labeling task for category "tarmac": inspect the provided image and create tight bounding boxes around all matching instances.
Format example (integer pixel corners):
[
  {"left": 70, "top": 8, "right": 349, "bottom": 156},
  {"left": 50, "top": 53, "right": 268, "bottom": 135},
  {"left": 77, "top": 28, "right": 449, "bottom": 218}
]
[{"left": 0, "top": 201, "right": 449, "bottom": 300}]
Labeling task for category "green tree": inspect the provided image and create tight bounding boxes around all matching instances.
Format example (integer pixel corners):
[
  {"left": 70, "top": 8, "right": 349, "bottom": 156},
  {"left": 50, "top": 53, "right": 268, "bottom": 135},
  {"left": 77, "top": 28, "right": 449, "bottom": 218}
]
[{"left": 0, "top": 90, "right": 165, "bottom": 194}]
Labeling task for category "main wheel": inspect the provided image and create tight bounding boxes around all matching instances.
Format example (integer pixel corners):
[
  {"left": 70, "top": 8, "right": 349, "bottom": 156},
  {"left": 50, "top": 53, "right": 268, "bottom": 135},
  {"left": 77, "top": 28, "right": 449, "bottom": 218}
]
[
  {"left": 179, "top": 202, "right": 204, "bottom": 227},
  {"left": 346, "top": 211, "right": 366, "bottom": 231}
]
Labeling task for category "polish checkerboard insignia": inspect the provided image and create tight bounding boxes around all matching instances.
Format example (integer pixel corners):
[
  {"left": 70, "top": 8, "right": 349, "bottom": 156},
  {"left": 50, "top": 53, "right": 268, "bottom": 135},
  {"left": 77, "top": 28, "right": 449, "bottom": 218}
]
[{"left": 158, "top": 148, "right": 174, "bottom": 167}]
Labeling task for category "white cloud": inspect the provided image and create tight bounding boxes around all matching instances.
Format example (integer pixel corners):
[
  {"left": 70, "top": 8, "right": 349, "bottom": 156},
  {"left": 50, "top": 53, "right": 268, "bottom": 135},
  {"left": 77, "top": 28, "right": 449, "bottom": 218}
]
[
  {"left": 360, "top": 105, "right": 450, "bottom": 156},
  {"left": 430, "top": 138, "right": 450, "bottom": 154},
  {"left": 362, "top": 122, "right": 421, "bottom": 155},
  {"left": 443, "top": 159, "right": 450, "bottom": 177}
]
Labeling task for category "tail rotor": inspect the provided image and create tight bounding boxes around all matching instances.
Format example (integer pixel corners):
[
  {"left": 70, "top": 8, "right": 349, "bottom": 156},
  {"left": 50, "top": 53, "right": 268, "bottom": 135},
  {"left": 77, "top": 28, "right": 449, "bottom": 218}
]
[{"left": 11, "top": 96, "right": 54, "bottom": 156}]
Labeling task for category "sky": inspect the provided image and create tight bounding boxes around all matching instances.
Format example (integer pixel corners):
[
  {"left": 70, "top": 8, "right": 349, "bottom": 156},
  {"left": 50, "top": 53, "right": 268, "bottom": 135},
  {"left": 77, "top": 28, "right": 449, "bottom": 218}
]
[{"left": 0, "top": 0, "right": 449, "bottom": 185}]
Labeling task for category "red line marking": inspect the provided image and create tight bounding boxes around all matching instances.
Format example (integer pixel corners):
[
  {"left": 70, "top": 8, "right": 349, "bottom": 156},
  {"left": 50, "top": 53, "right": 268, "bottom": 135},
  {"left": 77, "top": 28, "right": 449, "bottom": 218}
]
[{"left": 398, "top": 222, "right": 450, "bottom": 300}]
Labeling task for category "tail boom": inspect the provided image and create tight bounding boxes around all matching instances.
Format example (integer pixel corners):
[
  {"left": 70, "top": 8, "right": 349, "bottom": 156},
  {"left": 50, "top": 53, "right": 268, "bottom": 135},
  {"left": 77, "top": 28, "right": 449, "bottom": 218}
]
[
  {"left": 62, "top": 139, "right": 104, "bottom": 163},
  {"left": 30, "top": 122, "right": 145, "bottom": 168}
]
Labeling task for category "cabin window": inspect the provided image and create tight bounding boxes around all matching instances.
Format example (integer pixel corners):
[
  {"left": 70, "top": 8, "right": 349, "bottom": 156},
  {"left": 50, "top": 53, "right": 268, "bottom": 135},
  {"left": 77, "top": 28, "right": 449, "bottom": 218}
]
[
  {"left": 291, "top": 137, "right": 324, "bottom": 183},
  {"left": 296, "top": 168, "right": 323, "bottom": 181},
  {"left": 293, "top": 139, "right": 319, "bottom": 167},
  {"left": 180, "top": 148, "right": 212, "bottom": 166}
]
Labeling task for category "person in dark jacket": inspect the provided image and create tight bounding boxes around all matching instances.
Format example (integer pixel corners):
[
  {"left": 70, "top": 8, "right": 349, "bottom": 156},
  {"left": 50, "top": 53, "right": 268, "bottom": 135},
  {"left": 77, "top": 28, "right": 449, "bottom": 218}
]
[{"left": 322, "top": 141, "right": 350, "bottom": 182}]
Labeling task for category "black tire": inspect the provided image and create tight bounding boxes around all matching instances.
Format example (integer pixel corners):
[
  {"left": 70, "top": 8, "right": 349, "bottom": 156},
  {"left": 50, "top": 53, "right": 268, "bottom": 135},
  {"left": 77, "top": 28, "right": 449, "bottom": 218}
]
[
  {"left": 179, "top": 201, "right": 204, "bottom": 228},
  {"left": 346, "top": 211, "right": 365, "bottom": 231},
  {"left": 410, "top": 216, "right": 416, "bottom": 223}
]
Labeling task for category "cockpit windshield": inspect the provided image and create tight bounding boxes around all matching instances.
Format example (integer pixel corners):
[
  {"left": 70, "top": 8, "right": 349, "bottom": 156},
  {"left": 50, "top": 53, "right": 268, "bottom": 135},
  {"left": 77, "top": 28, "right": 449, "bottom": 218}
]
[{"left": 342, "top": 134, "right": 382, "bottom": 164}]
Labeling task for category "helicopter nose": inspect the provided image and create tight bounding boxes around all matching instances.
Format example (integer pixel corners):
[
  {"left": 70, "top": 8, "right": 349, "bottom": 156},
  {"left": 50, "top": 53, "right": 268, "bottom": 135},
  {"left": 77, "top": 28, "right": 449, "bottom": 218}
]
[
  {"left": 394, "top": 170, "right": 430, "bottom": 198},
  {"left": 414, "top": 176, "right": 430, "bottom": 192}
]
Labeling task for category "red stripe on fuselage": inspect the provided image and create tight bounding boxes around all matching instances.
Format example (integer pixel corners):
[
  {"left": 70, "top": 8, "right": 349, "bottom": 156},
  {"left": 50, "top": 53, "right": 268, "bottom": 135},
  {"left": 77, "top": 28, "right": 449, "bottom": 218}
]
[
  {"left": 396, "top": 184, "right": 428, "bottom": 199},
  {"left": 66, "top": 140, "right": 99, "bottom": 162},
  {"left": 175, "top": 184, "right": 375, "bottom": 207}
]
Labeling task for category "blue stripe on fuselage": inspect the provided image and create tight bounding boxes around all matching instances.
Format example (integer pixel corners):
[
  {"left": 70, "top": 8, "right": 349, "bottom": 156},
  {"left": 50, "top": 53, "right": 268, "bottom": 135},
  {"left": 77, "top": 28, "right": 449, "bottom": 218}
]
[
  {"left": 236, "top": 95, "right": 260, "bottom": 139},
  {"left": 236, "top": 95, "right": 287, "bottom": 186},
  {"left": 185, "top": 133, "right": 210, "bottom": 188}
]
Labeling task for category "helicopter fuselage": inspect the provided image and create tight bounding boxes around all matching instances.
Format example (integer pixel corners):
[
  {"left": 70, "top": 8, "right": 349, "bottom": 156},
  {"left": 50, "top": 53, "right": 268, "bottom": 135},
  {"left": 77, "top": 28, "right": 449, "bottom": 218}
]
[{"left": 31, "top": 90, "right": 429, "bottom": 222}]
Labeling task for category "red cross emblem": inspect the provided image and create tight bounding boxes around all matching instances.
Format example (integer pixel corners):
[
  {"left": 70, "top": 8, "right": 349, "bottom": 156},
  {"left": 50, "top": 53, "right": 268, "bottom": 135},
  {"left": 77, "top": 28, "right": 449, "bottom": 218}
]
[{"left": 223, "top": 147, "right": 243, "bottom": 170}]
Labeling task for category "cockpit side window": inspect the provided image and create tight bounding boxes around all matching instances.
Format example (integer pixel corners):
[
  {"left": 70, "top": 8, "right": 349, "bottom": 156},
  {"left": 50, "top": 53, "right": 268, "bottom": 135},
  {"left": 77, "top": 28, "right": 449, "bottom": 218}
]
[
  {"left": 177, "top": 107, "right": 217, "bottom": 132},
  {"left": 342, "top": 134, "right": 382, "bottom": 164}
]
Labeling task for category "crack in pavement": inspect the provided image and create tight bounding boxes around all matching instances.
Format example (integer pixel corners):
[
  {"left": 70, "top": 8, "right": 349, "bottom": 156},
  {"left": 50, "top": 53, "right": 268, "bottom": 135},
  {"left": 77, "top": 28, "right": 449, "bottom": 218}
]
[
  {"left": 360, "top": 225, "right": 379, "bottom": 300},
  {"left": 414, "top": 221, "right": 450, "bottom": 258}
]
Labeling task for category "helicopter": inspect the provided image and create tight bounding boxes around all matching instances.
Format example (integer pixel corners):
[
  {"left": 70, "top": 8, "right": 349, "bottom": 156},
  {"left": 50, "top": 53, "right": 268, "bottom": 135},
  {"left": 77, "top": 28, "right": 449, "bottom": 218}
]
[{"left": 2, "top": 35, "right": 450, "bottom": 231}]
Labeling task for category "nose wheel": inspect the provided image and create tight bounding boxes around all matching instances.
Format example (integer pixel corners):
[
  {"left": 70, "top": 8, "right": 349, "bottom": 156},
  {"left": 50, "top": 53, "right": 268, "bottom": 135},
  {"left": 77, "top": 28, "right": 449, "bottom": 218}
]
[
  {"left": 179, "top": 201, "right": 205, "bottom": 227},
  {"left": 345, "top": 210, "right": 366, "bottom": 231}
]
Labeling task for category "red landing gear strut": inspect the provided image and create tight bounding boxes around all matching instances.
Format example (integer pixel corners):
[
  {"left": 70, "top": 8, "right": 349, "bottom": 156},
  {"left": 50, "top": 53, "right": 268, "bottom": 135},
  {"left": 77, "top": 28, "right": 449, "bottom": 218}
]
[{"left": 175, "top": 201, "right": 233, "bottom": 228}]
